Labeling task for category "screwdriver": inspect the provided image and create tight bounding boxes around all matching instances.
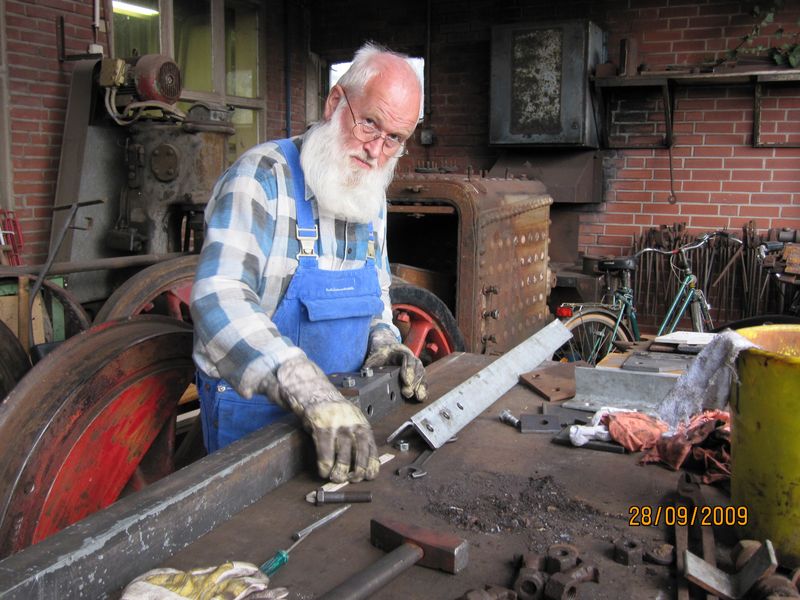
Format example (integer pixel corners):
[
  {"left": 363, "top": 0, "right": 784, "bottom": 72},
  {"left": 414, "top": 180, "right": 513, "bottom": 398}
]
[{"left": 259, "top": 504, "right": 351, "bottom": 576}]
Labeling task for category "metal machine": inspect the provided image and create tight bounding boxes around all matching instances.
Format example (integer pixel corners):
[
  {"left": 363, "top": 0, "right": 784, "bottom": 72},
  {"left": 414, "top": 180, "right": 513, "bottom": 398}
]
[{"left": 49, "top": 54, "right": 233, "bottom": 305}]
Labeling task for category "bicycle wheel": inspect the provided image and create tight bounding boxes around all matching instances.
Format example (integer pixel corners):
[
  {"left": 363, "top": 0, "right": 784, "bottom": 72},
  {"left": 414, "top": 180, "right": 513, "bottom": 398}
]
[{"left": 553, "top": 311, "right": 632, "bottom": 366}]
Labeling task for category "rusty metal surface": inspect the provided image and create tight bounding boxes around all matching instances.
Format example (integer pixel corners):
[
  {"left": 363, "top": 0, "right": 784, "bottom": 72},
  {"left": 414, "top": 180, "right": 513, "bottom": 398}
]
[
  {"left": 490, "top": 21, "right": 604, "bottom": 147},
  {"left": 388, "top": 173, "right": 553, "bottom": 355},
  {"left": 0, "top": 316, "right": 195, "bottom": 558}
]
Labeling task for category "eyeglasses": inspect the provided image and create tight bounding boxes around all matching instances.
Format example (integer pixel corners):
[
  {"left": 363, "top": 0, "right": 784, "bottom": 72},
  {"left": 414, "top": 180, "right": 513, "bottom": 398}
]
[{"left": 340, "top": 87, "right": 409, "bottom": 158}]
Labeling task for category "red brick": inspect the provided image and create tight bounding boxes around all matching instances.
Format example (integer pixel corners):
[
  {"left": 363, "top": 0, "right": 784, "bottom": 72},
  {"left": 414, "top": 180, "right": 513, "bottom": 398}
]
[
  {"left": 722, "top": 181, "right": 761, "bottom": 193},
  {"left": 684, "top": 180, "right": 722, "bottom": 192},
  {"left": 693, "top": 146, "right": 733, "bottom": 158},
  {"left": 684, "top": 157, "right": 724, "bottom": 169},
  {"left": 680, "top": 203, "right": 719, "bottom": 215},
  {"left": 738, "top": 205, "right": 781, "bottom": 218},
  {"left": 763, "top": 182, "right": 800, "bottom": 193},
  {"left": 689, "top": 215, "right": 730, "bottom": 228},
  {"left": 730, "top": 170, "right": 769, "bottom": 181}
]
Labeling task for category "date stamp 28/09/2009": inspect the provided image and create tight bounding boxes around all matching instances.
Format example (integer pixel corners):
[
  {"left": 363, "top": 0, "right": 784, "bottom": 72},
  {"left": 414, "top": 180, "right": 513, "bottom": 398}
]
[{"left": 628, "top": 504, "right": 748, "bottom": 527}]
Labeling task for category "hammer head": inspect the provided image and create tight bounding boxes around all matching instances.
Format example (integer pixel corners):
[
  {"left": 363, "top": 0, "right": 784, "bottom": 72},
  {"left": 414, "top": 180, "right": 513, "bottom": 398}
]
[{"left": 370, "top": 518, "right": 469, "bottom": 574}]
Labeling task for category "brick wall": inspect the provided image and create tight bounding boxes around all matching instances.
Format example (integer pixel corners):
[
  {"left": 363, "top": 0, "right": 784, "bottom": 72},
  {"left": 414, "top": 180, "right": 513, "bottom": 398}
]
[
  {"left": 6, "top": 0, "right": 102, "bottom": 262},
  {"left": 5, "top": 0, "right": 800, "bottom": 265},
  {"left": 311, "top": 0, "right": 800, "bottom": 258}
]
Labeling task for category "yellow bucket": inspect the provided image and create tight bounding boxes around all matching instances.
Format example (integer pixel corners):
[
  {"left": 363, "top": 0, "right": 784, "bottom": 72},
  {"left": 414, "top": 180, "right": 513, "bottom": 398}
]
[{"left": 730, "top": 324, "right": 800, "bottom": 568}]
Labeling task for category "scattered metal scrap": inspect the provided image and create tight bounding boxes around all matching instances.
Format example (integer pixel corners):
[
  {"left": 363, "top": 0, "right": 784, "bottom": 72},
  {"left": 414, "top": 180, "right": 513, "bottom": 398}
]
[
  {"left": 684, "top": 540, "right": 777, "bottom": 600},
  {"left": 509, "top": 544, "right": 598, "bottom": 600}
]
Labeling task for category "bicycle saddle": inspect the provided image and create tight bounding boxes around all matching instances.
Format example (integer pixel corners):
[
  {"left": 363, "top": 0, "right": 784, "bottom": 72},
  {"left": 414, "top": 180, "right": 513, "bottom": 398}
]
[{"left": 597, "top": 256, "right": 638, "bottom": 272}]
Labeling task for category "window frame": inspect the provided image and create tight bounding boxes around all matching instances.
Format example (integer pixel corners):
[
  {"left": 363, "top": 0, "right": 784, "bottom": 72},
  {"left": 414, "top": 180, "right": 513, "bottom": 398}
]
[{"left": 148, "top": 0, "right": 267, "bottom": 142}]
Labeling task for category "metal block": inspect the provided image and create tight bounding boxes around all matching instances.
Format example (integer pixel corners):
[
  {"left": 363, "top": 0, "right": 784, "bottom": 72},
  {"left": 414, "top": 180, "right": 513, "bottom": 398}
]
[
  {"left": 621, "top": 351, "right": 695, "bottom": 373},
  {"left": 563, "top": 365, "right": 678, "bottom": 413},
  {"left": 519, "top": 414, "right": 562, "bottom": 433}
]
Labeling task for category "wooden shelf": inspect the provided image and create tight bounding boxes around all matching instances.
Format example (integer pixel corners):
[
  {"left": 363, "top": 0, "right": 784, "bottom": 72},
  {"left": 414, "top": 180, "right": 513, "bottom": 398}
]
[{"left": 592, "top": 68, "right": 800, "bottom": 149}]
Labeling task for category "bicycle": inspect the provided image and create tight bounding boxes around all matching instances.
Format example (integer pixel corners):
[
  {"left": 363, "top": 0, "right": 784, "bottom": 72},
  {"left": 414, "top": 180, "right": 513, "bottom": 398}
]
[{"left": 552, "top": 231, "right": 740, "bottom": 365}]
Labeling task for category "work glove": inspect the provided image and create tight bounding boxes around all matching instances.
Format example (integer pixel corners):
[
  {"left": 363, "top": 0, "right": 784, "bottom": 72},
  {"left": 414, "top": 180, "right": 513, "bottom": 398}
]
[
  {"left": 264, "top": 356, "right": 380, "bottom": 483},
  {"left": 120, "top": 561, "right": 288, "bottom": 600},
  {"left": 363, "top": 328, "right": 428, "bottom": 401}
]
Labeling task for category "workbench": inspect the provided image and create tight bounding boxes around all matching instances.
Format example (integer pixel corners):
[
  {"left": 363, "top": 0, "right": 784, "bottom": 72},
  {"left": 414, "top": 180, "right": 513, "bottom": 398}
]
[
  {"left": 163, "top": 353, "right": 731, "bottom": 599},
  {"left": 0, "top": 351, "right": 735, "bottom": 599}
]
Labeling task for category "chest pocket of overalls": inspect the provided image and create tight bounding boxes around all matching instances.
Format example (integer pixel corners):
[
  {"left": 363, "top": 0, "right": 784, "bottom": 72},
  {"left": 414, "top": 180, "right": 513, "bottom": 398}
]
[{"left": 281, "top": 264, "right": 384, "bottom": 374}]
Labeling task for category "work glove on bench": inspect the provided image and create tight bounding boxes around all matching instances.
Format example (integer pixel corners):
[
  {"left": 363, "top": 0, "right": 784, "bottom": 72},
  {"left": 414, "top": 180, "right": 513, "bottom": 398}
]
[
  {"left": 264, "top": 356, "right": 380, "bottom": 483},
  {"left": 363, "top": 327, "right": 428, "bottom": 401},
  {"left": 120, "top": 561, "right": 288, "bottom": 600}
]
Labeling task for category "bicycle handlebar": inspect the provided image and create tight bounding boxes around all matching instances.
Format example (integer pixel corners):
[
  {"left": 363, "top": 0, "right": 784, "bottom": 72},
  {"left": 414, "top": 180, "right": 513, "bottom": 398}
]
[{"left": 634, "top": 230, "right": 742, "bottom": 259}]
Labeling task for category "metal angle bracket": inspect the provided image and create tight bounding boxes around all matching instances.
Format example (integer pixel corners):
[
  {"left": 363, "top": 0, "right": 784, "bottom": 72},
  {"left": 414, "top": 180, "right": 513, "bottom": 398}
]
[{"left": 387, "top": 320, "right": 572, "bottom": 449}]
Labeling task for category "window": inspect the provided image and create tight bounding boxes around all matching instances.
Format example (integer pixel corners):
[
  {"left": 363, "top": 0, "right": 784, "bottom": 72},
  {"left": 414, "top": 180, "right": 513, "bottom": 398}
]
[
  {"left": 111, "top": 0, "right": 265, "bottom": 164},
  {"left": 329, "top": 57, "right": 425, "bottom": 121},
  {"left": 112, "top": 0, "right": 160, "bottom": 58}
]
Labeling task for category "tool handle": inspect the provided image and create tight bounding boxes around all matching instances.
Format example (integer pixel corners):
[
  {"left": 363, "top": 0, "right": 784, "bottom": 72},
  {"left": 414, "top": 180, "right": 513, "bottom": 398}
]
[
  {"left": 318, "top": 542, "right": 423, "bottom": 600},
  {"left": 260, "top": 549, "right": 289, "bottom": 576}
]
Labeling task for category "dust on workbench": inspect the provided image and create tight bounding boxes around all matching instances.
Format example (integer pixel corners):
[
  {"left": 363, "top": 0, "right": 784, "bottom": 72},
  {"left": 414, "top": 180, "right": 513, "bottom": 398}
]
[{"left": 423, "top": 471, "right": 632, "bottom": 552}]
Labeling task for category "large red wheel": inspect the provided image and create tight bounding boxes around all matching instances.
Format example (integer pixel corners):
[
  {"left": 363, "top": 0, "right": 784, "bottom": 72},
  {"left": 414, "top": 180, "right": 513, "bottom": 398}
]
[
  {"left": 93, "top": 256, "right": 465, "bottom": 366},
  {"left": 389, "top": 278, "right": 465, "bottom": 365},
  {"left": 0, "top": 316, "right": 194, "bottom": 558},
  {"left": 94, "top": 255, "right": 198, "bottom": 323}
]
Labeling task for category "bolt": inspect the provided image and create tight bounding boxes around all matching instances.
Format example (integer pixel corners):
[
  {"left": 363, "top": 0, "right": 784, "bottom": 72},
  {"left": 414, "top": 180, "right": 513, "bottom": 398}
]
[{"left": 499, "top": 409, "right": 521, "bottom": 430}]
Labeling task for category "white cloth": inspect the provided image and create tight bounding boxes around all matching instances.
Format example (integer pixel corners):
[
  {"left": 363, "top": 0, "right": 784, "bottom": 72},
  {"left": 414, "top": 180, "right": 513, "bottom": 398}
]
[{"left": 656, "top": 329, "right": 756, "bottom": 429}]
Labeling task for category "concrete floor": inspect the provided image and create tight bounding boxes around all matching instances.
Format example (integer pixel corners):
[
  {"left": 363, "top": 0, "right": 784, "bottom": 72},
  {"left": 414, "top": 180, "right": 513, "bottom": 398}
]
[{"left": 165, "top": 353, "right": 738, "bottom": 599}]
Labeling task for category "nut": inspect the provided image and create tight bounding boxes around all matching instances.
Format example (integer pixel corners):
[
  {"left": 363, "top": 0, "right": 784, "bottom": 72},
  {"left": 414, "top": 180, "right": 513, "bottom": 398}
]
[
  {"left": 613, "top": 537, "right": 643, "bottom": 566},
  {"left": 545, "top": 543, "right": 580, "bottom": 573},
  {"left": 544, "top": 564, "right": 599, "bottom": 600},
  {"left": 751, "top": 574, "right": 800, "bottom": 599},
  {"left": 395, "top": 440, "right": 410, "bottom": 452},
  {"left": 514, "top": 568, "right": 548, "bottom": 600},
  {"left": 543, "top": 571, "right": 578, "bottom": 600}
]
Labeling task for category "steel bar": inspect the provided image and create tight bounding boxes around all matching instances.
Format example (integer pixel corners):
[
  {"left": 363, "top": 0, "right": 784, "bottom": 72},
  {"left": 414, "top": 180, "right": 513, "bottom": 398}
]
[{"left": 387, "top": 320, "right": 571, "bottom": 449}]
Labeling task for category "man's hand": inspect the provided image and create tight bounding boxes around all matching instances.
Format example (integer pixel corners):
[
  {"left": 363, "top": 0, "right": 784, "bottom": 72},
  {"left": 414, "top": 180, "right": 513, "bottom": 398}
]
[
  {"left": 363, "top": 328, "right": 428, "bottom": 401},
  {"left": 271, "top": 356, "right": 380, "bottom": 483}
]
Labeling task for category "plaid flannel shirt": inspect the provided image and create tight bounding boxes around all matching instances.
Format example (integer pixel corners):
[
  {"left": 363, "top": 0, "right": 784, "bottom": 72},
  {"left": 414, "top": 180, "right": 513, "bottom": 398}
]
[{"left": 190, "top": 136, "right": 398, "bottom": 398}]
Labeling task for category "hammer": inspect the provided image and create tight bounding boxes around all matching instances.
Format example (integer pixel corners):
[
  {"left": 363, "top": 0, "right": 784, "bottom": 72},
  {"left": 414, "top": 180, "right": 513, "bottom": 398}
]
[{"left": 318, "top": 517, "right": 469, "bottom": 600}]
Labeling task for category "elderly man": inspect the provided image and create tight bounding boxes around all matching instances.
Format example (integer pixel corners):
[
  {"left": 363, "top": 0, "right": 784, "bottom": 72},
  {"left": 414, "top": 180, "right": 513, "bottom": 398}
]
[{"left": 190, "top": 42, "right": 427, "bottom": 484}]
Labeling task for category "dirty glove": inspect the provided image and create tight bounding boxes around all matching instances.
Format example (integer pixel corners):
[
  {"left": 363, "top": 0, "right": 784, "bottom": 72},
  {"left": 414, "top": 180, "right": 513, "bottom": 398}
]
[
  {"left": 363, "top": 327, "right": 428, "bottom": 401},
  {"left": 265, "top": 356, "right": 380, "bottom": 483},
  {"left": 120, "top": 561, "right": 288, "bottom": 600}
]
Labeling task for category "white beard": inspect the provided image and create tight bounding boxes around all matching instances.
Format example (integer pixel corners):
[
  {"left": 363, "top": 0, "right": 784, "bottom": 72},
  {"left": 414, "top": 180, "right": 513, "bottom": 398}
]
[{"left": 300, "top": 107, "right": 398, "bottom": 223}]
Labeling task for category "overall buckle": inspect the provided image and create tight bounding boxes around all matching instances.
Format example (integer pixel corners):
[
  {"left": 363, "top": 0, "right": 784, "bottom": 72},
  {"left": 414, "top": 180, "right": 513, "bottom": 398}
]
[{"left": 296, "top": 224, "right": 318, "bottom": 259}]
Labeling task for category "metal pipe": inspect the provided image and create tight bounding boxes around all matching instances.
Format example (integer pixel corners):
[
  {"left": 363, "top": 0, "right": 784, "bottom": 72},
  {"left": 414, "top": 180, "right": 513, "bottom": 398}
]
[
  {"left": 284, "top": 0, "right": 291, "bottom": 137},
  {"left": 0, "top": 252, "right": 189, "bottom": 277}
]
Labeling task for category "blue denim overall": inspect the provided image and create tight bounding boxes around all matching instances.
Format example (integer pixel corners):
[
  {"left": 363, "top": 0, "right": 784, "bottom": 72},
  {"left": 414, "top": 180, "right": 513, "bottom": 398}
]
[{"left": 197, "top": 139, "right": 384, "bottom": 452}]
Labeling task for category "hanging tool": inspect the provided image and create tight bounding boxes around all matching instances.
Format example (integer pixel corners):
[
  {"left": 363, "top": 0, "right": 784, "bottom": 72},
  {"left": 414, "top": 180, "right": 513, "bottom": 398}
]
[{"left": 260, "top": 504, "right": 351, "bottom": 576}]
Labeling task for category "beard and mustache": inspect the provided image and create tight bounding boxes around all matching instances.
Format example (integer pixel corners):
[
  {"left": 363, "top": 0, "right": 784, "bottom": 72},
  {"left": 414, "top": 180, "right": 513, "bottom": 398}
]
[{"left": 299, "top": 103, "right": 399, "bottom": 224}]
